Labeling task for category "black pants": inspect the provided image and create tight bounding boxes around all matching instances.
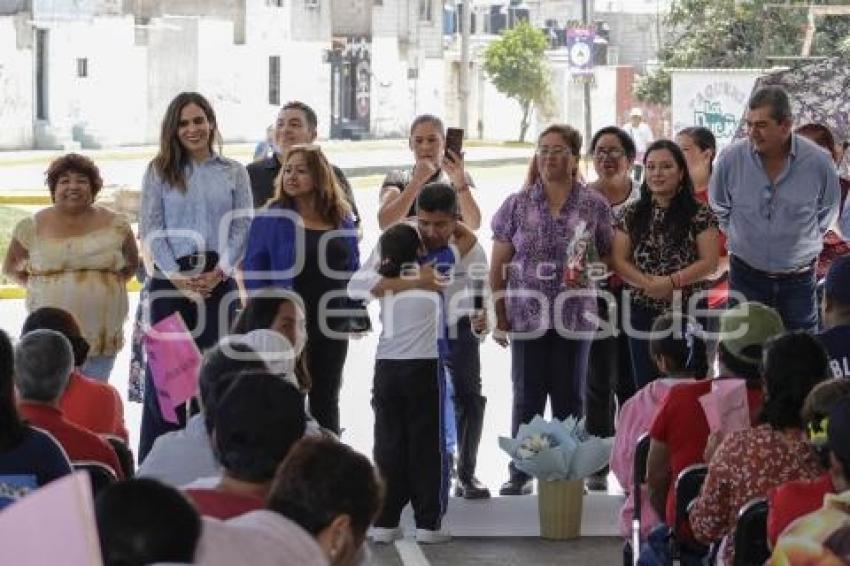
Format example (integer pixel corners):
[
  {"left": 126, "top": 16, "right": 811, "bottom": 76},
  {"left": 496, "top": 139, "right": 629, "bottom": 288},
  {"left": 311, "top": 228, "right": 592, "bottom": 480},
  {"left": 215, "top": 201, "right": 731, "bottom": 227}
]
[
  {"left": 373, "top": 358, "right": 448, "bottom": 531},
  {"left": 509, "top": 330, "right": 591, "bottom": 482},
  {"left": 586, "top": 289, "right": 636, "bottom": 438},
  {"left": 138, "top": 257, "right": 237, "bottom": 463},
  {"left": 446, "top": 317, "right": 486, "bottom": 482},
  {"left": 305, "top": 335, "right": 348, "bottom": 435}
]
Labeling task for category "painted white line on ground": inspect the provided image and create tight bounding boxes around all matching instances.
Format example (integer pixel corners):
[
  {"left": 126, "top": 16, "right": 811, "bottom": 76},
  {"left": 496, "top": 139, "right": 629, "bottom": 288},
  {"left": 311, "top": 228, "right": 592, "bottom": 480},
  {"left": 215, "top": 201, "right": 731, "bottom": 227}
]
[{"left": 394, "top": 538, "right": 431, "bottom": 566}]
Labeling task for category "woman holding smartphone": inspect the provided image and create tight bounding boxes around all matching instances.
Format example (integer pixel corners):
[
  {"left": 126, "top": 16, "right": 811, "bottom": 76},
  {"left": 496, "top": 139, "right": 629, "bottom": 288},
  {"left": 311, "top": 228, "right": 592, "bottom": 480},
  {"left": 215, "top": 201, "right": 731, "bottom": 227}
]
[{"left": 377, "top": 115, "right": 481, "bottom": 230}]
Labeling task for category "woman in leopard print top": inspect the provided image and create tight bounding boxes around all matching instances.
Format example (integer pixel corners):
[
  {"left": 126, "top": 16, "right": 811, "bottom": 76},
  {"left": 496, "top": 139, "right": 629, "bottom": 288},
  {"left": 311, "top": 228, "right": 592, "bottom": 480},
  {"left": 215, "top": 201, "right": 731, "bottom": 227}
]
[{"left": 611, "top": 139, "right": 720, "bottom": 388}]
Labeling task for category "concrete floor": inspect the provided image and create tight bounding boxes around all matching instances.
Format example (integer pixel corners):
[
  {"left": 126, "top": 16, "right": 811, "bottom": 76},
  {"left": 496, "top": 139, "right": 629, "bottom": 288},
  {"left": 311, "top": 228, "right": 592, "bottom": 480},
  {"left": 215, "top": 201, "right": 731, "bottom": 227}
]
[{"left": 369, "top": 537, "right": 625, "bottom": 566}]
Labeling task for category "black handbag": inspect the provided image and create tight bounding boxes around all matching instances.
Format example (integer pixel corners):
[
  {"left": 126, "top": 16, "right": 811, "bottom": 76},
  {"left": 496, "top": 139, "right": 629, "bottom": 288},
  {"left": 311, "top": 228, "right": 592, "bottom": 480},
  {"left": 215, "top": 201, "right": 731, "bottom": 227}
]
[{"left": 326, "top": 297, "right": 372, "bottom": 334}]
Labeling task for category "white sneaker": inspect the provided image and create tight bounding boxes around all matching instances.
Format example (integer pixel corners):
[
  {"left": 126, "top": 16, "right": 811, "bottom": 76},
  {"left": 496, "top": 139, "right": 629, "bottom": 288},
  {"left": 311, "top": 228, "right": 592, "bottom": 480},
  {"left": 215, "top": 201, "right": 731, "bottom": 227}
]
[
  {"left": 370, "top": 526, "right": 403, "bottom": 544},
  {"left": 415, "top": 527, "right": 451, "bottom": 544}
]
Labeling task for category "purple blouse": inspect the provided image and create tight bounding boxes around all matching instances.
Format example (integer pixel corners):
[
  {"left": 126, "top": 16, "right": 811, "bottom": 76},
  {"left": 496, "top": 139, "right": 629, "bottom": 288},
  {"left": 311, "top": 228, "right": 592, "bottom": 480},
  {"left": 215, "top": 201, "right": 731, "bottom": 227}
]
[{"left": 491, "top": 181, "right": 614, "bottom": 333}]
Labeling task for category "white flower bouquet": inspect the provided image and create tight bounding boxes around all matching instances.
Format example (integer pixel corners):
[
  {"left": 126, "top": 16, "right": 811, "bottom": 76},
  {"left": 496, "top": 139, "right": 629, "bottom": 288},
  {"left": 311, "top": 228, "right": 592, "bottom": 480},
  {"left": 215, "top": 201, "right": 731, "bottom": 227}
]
[{"left": 498, "top": 415, "right": 613, "bottom": 482}]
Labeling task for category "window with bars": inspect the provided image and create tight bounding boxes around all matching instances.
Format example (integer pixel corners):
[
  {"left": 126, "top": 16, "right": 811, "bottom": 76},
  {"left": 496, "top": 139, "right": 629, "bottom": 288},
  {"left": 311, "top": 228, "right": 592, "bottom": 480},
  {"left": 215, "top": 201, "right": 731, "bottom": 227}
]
[
  {"left": 419, "top": 0, "right": 432, "bottom": 21},
  {"left": 269, "top": 56, "right": 281, "bottom": 105},
  {"left": 76, "top": 58, "right": 88, "bottom": 78}
]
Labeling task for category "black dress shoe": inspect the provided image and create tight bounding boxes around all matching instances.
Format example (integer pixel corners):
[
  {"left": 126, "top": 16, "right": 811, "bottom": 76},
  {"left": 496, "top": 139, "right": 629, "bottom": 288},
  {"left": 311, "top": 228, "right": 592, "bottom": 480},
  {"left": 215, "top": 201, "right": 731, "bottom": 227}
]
[
  {"left": 499, "top": 478, "right": 532, "bottom": 496},
  {"left": 585, "top": 474, "right": 608, "bottom": 492},
  {"left": 454, "top": 477, "right": 491, "bottom": 499}
]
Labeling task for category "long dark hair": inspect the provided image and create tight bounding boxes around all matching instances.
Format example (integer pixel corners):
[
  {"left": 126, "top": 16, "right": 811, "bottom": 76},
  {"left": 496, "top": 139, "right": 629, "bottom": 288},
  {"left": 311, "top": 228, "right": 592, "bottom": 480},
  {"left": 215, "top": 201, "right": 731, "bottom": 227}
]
[
  {"left": 759, "top": 331, "right": 829, "bottom": 430},
  {"left": 628, "top": 139, "right": 698, "bottom": 244},
  {"left": 0, "top": 329, "right": 25, "bottom": 451},
  {"left": 151, "top": 92, "right": 222, "bottom": 192}
]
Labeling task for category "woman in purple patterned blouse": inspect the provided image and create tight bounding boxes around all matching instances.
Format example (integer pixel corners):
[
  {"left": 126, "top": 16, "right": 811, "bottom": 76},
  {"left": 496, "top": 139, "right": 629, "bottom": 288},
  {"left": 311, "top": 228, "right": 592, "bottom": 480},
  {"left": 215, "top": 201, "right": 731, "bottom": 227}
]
[{"left": 489, "top": 124, "right": 615, "bottom": 496}]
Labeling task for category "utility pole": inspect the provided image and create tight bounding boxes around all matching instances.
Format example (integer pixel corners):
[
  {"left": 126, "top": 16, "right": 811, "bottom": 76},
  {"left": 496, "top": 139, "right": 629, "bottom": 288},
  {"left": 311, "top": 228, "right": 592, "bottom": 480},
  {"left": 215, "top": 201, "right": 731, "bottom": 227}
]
[
  {"left": 581, "top": 0, "right": 592, "bottom": 155},
  {"left": 459, "top": 0, "right": 471, "bottom": 133}
]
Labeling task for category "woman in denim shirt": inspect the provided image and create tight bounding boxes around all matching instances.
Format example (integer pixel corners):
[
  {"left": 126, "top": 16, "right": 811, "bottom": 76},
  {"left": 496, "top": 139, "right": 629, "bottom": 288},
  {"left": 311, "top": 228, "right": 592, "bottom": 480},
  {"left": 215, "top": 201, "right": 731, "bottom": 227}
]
[
  {"left": 242, "top": 145, "right": 359, "bottom": 435},
  {"left": 490, "top": 123, "right": 614, "bottom": 496},
  {"left": 138, "top": 92, "right": 253, "bottom": 460}
]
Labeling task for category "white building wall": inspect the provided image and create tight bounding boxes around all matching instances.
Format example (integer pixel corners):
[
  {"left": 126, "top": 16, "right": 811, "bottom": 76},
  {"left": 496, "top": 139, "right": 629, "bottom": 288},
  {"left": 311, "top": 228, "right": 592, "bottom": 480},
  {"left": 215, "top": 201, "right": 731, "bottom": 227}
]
[
  {"left": 0, "top": 16, "right": 33, "bottom": 149},
  {"left": 145, "top": 16, "right": 200, "bottom": 143},
  {"left": 278, "top": 41, "right": 332, "bottom": 138},
  {"left": 370, "top": 35, "right": 410, "bottom": 138},
  {"left": 35, "top": 15, "right": 144, "bottom": 147}
]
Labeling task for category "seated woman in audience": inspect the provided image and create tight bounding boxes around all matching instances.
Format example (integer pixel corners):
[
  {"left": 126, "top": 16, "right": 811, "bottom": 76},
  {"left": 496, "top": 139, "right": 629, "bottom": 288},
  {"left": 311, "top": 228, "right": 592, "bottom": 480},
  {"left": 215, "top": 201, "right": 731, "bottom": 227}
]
[
  {"left": 2, "top": 153, "right": 139, "bottom": 382},
  {"left": 690, "top": 331, "right": 829, "bottom": 564},
  {"left": 231, "top": 288, "right": 309, "bottom": 392},
  {"left": 766, "top": 378, "right": 850, "bottom": 547},
  {"left": 96, "top": 478, "right": 201, "bottom": 566},
  {"left": 184, "top": 372, "right": 306, "bottom": 520},
  {"left": 21, "top": 307, "right": 127, "bottom": 442},
  {"left": 138, "top": 341, "right": 268, "bottom": 486},
  {"left": 611, "top": 139, "right": 719, "bottom": 387},
  {"left": 0, "top": 328, "right": 71, "bottom": 507},
  {"left": 611, "top": 312, "right": 707, "bottom": 555}
]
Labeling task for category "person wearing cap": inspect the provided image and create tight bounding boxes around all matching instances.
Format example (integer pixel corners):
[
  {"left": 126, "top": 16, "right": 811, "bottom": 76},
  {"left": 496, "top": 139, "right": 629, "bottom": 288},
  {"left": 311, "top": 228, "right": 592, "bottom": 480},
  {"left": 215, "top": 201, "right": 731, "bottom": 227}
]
[
  {"left": 621, "top": 107, "right": 655, "bottom": 181},
  {"left": 709, "top": 85, "right": 841, "bottom": 332},
  {"left": 766, "top": 378, "right": 850, "bottom": 547},
  {"left": 610, "top": 312, "right": 708, "bottom": 558},
  {"left": 770, "top": 397, "right": 850, "bottom": 566},
  {"left": 184, "top": 372, "right": 306, "bottom": 520},
  {"left": 819, "top": 255, "right": 850, "bottom": 379},
  {"left": 690, "top": 331, "right": 828, "bottom": 564},
  {"left": 646, "top": 302, "right": 784, "bottom": 539}
]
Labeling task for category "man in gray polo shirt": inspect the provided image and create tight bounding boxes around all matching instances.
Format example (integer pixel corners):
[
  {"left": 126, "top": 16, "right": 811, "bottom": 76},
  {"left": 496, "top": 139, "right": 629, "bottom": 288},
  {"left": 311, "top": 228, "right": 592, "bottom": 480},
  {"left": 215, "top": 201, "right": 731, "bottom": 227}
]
[{"left": 710, "top": 86, "right": 841, "bottom": 331}]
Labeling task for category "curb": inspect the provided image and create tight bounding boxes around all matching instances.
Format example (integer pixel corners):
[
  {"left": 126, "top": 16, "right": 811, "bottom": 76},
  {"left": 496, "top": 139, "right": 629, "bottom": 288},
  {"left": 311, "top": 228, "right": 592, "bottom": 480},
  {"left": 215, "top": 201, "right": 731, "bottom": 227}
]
[
  {"left": 0, "top": 157, "right": 532, "bottom": 204},
  {"left": 339, "top": 156, "right": 530, "bottom": 179},
  {"left": 0, "top": 279, "right": 143, "bottom": 300}
]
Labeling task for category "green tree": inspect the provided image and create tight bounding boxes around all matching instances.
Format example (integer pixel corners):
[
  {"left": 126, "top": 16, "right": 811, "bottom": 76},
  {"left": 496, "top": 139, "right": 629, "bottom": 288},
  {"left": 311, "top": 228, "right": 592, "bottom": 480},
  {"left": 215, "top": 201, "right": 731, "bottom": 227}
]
[
  {"left": 636, "top": 0, "right": 850, "bottom": 105},
  {"left": 483, "top": 21, "right": 551, "bottom": 142}
]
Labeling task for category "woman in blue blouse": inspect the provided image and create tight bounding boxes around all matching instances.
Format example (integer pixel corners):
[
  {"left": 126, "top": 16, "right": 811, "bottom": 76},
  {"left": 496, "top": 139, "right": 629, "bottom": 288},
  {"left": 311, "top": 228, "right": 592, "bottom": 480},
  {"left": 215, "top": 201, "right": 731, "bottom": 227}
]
[
  {"left": 242, "top": 144, "right": 359, "bottom": 435},
  {"left": 138, "top": 92, "right": 253, "bottom": 460}
]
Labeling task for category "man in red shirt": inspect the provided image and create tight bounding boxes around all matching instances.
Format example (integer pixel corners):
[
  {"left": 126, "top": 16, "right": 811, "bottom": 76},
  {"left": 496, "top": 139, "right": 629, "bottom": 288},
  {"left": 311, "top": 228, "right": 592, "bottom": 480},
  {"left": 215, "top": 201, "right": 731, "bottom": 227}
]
[
  {"left": 647, "top": 302, "right": 784, "bottom": 531},
  {"left": 22, "top": 308, "right": 128, "bottom": 441},
  {"left": 14, "top": 329, "right": 123, "bottom": 479}
]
